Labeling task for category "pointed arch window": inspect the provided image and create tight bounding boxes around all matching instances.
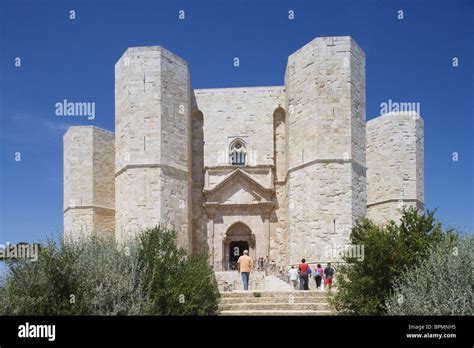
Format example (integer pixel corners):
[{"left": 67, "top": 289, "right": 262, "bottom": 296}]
[{"left": 229, "top": 139, "right": 247, "bottom": 165}]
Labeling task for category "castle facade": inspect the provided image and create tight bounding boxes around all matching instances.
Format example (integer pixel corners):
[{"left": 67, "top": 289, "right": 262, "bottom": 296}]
[{"left": 63, "top": 36, "right": 424, "bottom": 269}]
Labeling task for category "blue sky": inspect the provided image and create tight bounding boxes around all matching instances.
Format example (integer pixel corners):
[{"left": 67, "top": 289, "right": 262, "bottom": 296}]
[{"left": 0, "top": 0, "right": 473, "bottom": 245}]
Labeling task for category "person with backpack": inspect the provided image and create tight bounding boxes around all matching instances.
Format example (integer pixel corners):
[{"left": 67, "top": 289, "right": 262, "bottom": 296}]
[
  {"left": 306, "top": 264, "right": 312, "bottom": 289},
  {"left": 314, "top": 263, "right": 324, "bottom": 290},
  {"left": 324, "top": 263, "right": 335, "bottom": 290},
  {"left": 298, "top": 258, "right": 310, "bottom": 290}
]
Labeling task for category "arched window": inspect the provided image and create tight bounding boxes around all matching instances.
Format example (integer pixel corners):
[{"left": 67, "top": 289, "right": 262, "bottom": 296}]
[{"left": 229, "top": 139, "right": 246, "bottom": 165}]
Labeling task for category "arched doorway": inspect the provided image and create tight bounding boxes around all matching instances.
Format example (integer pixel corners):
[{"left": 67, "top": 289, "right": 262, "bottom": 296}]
[
  {"left": 223, "top": 222, "right": 255, "bottom": 270},
  {"left": 229, "top": 241, "right": 249, "bottom": 268}
]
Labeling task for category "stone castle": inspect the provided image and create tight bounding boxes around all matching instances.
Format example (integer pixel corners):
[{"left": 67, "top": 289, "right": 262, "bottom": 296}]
[{"left": 63, "top": 36, "right": 424, "bottom": 269}]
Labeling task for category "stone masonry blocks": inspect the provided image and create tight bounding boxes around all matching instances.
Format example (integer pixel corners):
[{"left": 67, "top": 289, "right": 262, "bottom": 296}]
[
  {"left": 115, "top": 46, "right": 192, "bottom": 251},
  {"left": 64, "top": 126, "right": 115, "bottom": 241},
  {"left": 63, "top": 36, "right": 424, "bottom": 271},
  {"left": 366, "top": 112, "right": 424, "bottom": 224},
  {"left": 285, "top": 36, "right": 367, "bottom": 264}
]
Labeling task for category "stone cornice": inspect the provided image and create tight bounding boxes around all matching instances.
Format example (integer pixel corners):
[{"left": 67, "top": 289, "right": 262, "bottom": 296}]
[
  {"left": 203, "top": 168, "right": 275, "bottom": 196},
  {"left": 115, "top": 163, "right": 190, "bottom": 178},
  {"left": 203, "top": 201, "right": 275, "bottom": 215},
  {"left": 367, "top": 198, "right": 424, "bottom": 208},
  {"left": 204, "top": 202, "right": 274, "bottom": 208},
  {"left": 204, "top": 164, "right": 273, "bottom": 171},
  {"left": 284, "top": 158, "right": 366, "bottom": 183},
  {"left": 63, "top": 205, "right": 115, "bottom": 214}
]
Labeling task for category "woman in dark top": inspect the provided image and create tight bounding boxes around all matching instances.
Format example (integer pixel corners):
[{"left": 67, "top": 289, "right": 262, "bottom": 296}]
[{"left": 314, "top": 263, "right": 324, "bottom": 289}]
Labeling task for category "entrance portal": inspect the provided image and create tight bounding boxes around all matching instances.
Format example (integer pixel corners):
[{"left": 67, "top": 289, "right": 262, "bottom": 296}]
[
  {"left": 228, "top": 241, "right": 249, "bottom": 270},
  {"left": 223, "top": 222, "right": 255, "bottom": 271}
]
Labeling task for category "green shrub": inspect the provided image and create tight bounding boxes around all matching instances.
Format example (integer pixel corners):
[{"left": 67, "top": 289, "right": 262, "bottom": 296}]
[
  {"left": 386, "top": 233, "right": 473, "bottom": 315},
  {"left": 333, "top": 207, "right": 445, "bottom": 315},
  {"left": 0, "top": 237, "right": 142, "bottom": 315},
  {"left": 0, "top": 226, "right": 219, "bottom": 316},
  {"left": 138, "top": 226, "right": 219, "bottom": 315}
]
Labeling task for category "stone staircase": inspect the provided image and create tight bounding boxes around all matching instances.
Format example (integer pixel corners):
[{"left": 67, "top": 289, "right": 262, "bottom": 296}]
[
  {"left": 218, "top": 290, "right": 332, "bottom": 316},
  {"left": 264, "top": 275, "right": 294, "bottom": 291}
]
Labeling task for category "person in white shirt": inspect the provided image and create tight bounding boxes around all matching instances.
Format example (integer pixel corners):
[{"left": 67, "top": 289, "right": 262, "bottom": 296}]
[{"left": 288, "top": 266, "right": 299, "bottom": 289}]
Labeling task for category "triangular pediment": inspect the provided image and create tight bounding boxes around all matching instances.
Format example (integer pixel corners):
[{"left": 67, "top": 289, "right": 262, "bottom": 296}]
[{"left": 204, "top": 169, "right": 274, "bottom": 205}]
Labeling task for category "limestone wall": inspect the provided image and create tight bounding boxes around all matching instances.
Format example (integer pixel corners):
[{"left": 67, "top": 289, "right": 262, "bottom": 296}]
[
  {"left": 115, "top": 47, "right": 192, "bottom": 251},
  {"left": 93, "top": 130, "right": 115, "bottom": 209},
  {"left": 64, "top": 127, "right": 94, "bottom": 212},
  {"left": 191, "top": 108, "right": 208, "bottom": 253},
  {"left": 63, "top": 126, "right": 115, "bottom": 241},
  {"left": 366, "top": 112, "right": 424, "bottom": 224},
  {"left": 285, "top": 36, "right": 366, "bottom": 264},
  {"left": 194, "top": 86, "right": 285, "bottom": 168},
  {"left": 270, "top": 182, "right": 288, "bottom": 266},
  {"left": 195, "top": 86, "right": 288, "bottom": 264},
  {"left": 270, "top": 107, "right": 288, "bottom": 266},
  {"left": 62, "top": 36, "right": 425, "bottom": 267},
  {"left": 92, "top": 129, "right": 115, "bottom": 239},
  {"left": 287, "top": 163, "right": 353, "bottom": 263},
  {"left": 64, "top": 209, "right": 94, "bottom": 242}
]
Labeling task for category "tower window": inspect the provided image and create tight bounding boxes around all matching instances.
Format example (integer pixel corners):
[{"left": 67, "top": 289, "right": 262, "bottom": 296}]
[{"left": 229, "top": 140, "right": 246, "bottom": 165}]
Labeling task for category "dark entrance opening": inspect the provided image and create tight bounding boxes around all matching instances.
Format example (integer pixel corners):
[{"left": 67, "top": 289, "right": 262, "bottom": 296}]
[{"left": 229, "top": 241, "right": 249, "bottom": 270}]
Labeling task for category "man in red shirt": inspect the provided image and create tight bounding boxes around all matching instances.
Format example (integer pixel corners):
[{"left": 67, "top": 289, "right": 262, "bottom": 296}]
[{"left": 298, "top": 258, "right": 310, "bottom": 290}]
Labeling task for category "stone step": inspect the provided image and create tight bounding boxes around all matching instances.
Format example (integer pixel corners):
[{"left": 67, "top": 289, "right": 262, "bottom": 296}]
[
  {"left": 220, "top": 296, "right": 328, "bottom": 304},
  {"left": 219, "top": 309, "right": 333, "bottom": 316},
  {"left": 264, "top": 275, "right": 294, "bottom": 291},
  {"left": 217, "top": 289, "right": 334, "bottom": 315},
  {"left": 219, "top": 290, "right": 328, "bottom": 298},
  {"left": 219, "top": 302, "right": 330, "bottom": 311}
]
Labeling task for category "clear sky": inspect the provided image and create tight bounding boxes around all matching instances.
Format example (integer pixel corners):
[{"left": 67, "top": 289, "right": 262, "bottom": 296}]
[{"left": 0, "top": 0, "right": 473, "bottom": 245}]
